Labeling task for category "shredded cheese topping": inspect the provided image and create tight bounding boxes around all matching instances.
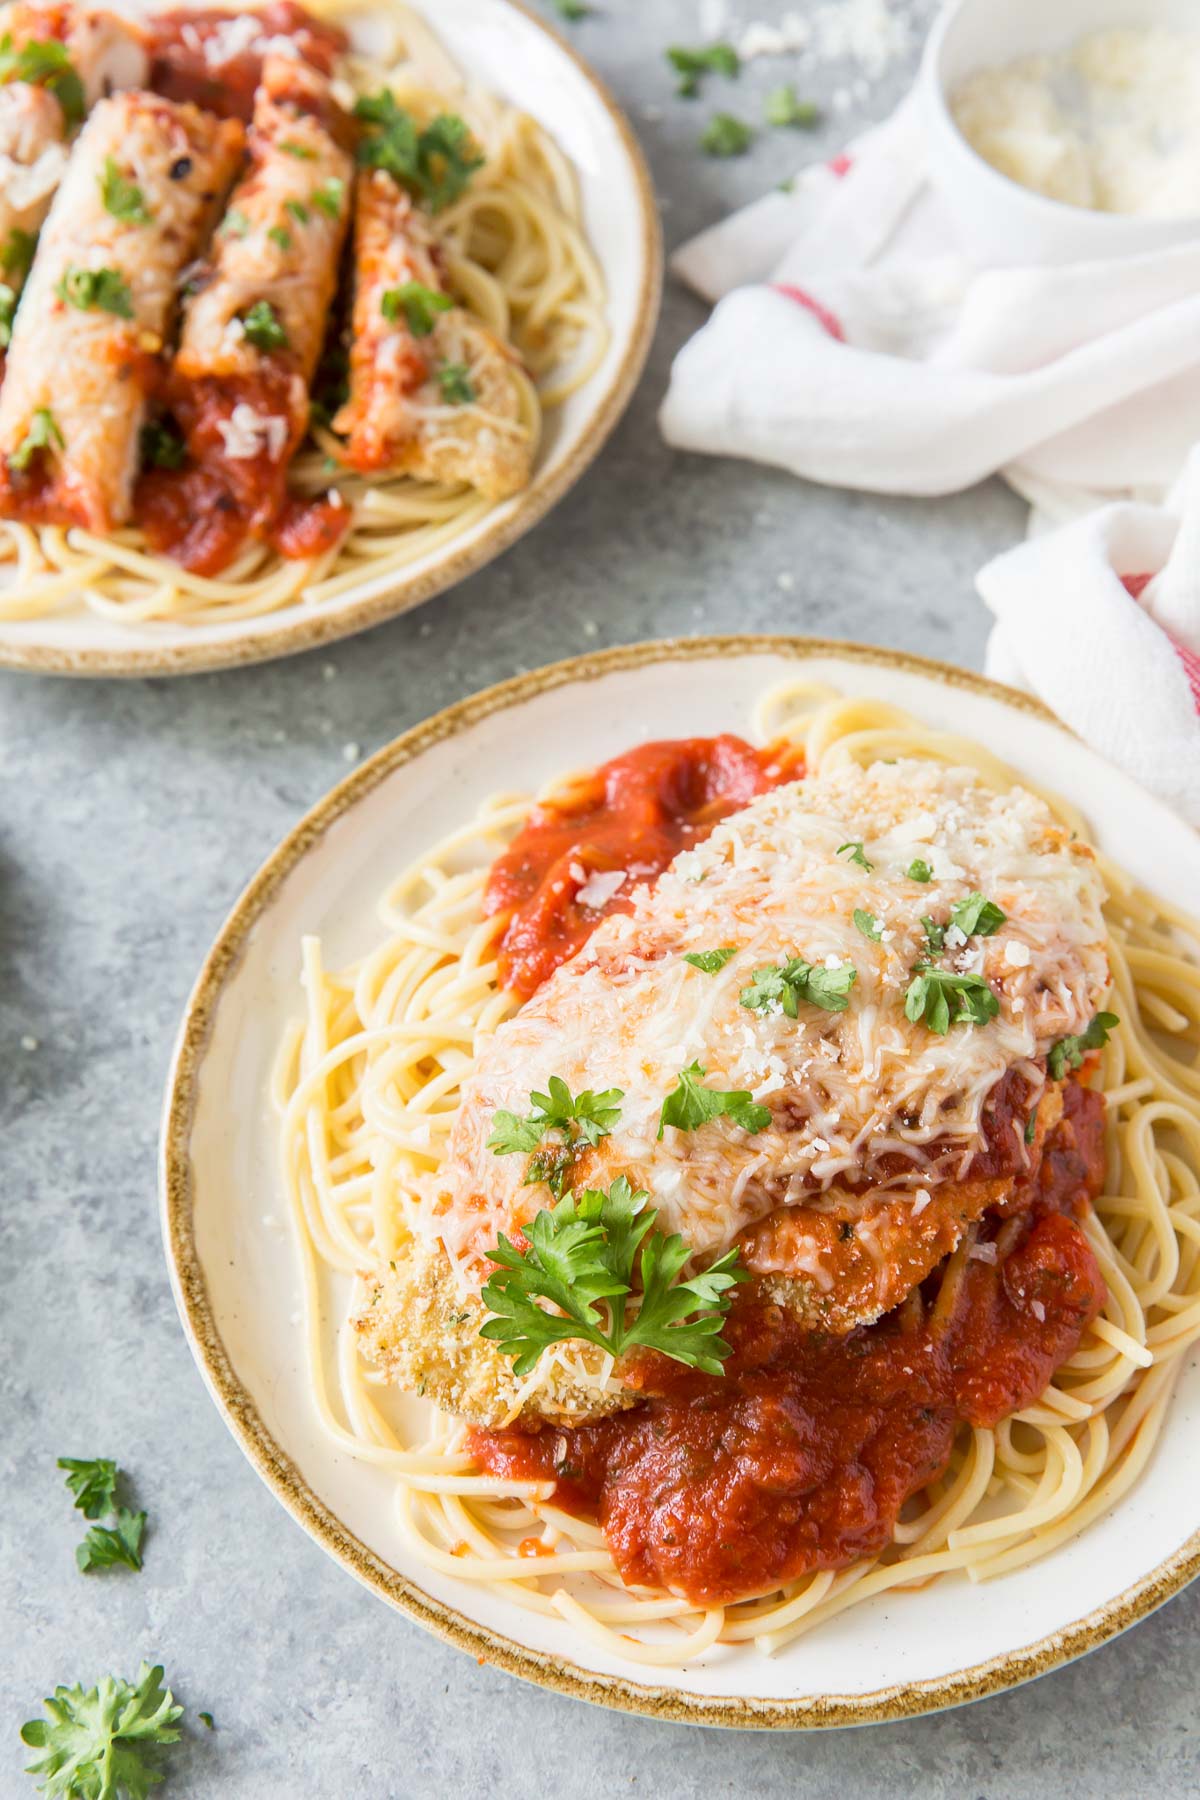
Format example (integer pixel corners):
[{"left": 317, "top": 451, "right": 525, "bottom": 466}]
[{"left": 432, "top": 759, "right": 1110, "bottom": 1282}]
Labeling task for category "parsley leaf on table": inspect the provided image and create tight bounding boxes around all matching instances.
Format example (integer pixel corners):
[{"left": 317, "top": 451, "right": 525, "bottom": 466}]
[
  {"left": 76, "top": 1509, "right": 146, "bottom": 1574},
  {"left": 57, "top": 1458, "right": 118, "bottom": 1521},
  {"left": 479, "top": 1177, "right": 746, "bottom": 1375},
  {"left": 667, "top": 42, "right": 739, "bottom": 98},
  {"left": 58, "top": 1455, "right": 146, "bottom": 1573},
  {"left": 21, "top": 1662, "right": 183, "bottom": 1799},
  {"left": 700, "top": 111, "right": 753, "bottom": 156},
  {"left": 764, "top": 85, "right": 820, "bottom": 128}
]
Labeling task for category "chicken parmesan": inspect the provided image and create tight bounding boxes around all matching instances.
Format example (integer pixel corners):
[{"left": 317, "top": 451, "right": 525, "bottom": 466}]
[
  {"left": 0, "top": 0, "right": 603, "bottom": 626},
  {"left": 279, "top": 683, "right": 1200, "bottom": 1651},
  {"left": 356, "top": 751, "right": 1111, "bottom": 1445}
]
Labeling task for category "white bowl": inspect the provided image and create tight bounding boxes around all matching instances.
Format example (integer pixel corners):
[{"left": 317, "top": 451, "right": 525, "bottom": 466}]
[{"left": 920, "top": 0, "right": 1200, "bottom": 265}]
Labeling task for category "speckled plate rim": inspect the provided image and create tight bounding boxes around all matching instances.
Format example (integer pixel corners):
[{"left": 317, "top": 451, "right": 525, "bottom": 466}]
[
  {"left": 160, "top": 635, "right": 1200, "bottom": 1728},
  {"left": 0, "top": 0, "right": 662, "bottom": 680}
]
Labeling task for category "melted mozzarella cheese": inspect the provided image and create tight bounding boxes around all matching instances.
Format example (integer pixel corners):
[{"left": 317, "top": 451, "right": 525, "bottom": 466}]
[{"left": 431, "top": 759, "right": 1110, "bottom": 1283}]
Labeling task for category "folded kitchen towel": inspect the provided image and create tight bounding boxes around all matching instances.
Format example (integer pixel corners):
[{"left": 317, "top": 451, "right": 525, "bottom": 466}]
[
  {"left": 660, "top": 94, "right": 1200, "bottom": 517},
  {"left": 978, "top": 448, "right": 1200, "bottom": 827}
]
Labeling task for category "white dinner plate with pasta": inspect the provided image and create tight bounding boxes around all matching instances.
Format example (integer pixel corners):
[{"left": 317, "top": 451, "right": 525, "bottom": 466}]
[
  {"left": 162, "top": 637, "right": 1200, "bottom": 1726},
  {"left": 0, "top": 0, "right": 657, "bottom": 675}
]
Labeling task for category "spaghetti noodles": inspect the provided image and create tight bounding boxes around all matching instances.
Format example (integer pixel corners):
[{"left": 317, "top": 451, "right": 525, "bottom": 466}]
[
  {"left": 0, "top": 1, "right": 607, "bottom": 627},
  {"left": 274, "top": 684, "right": 1200, "bottom": 1663}
]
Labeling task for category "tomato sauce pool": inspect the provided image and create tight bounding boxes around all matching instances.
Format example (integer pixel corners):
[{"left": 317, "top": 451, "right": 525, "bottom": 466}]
[
  {"left": 484, "top": 735, "right": 802, "bottom": 998},
  {"left": 148, "top": 3, "right": 346, "bottom": 120},
  {"left": 470, "top": 1087, "right": 1106, "bottom": 1605}
]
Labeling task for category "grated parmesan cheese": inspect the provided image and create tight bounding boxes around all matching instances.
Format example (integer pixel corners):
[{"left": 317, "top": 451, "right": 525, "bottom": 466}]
[
  {"left": 576, "top": 869, "right": 627, "bottom": 911},
  {"left": 434, "top": 758, "right": 1111, "bottom": 1282},
  {"left": 216, "top": 402, "right": 289, "bottom": 461},
  {"left": 952, "top": 27, "right": 1200, "bottom": 218}
]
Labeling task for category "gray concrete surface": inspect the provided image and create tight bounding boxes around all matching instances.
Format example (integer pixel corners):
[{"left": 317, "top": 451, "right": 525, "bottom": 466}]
[{"left": 2, "top": 3, "right": 1193, "bottom": 1795}]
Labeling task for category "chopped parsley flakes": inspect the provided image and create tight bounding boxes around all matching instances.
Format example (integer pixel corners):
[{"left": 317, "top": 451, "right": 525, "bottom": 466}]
[
  {"left": 381, "top": 280, "right": 453, "bottom": 336},
  {"left": 658, "top": 1061, "right": 771, "bottom": 1139},
  {"left": 838, "top": 840, "right": 874, "bottom": 872},
  {"left": 100, "top": 157, "right": 151, "bottom": 225},
  {"left": 684, "top": 946, "right": 737, "bottom": 974},
  {"left": 9, "top": 405, "right": 62, "bottom": 473},
  {"left": 354, "top": 94, "right": 484, "bottom": 212},
  {"left": 740, "top": 957, "right": 857, "bottom": 1016},
  {"left": 55, "top": 265, "right": 133, "bottom": 318},
  {"left": 905, "top": 968, "right": 999, "bottom": 1035},
  {"left": 1047, "top": 1012, "right": 1119, "bottom": 1081}
]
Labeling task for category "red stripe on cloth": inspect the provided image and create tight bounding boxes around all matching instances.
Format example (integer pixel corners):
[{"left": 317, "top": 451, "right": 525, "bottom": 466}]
[
  {"left": 772, "top": 283, "right": 846, "bottom": 342},
  {"left": 828, "top": 152, "right": 853, "bottom": 177},
  {"left": 1121, "top": 572, "right": 1200, "bottom": 713},
  {"left": 1175, "top": 638, "right": 1200, "bottom": 712}
]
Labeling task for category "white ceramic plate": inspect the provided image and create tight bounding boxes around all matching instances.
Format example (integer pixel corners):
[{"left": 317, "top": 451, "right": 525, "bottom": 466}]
[
  {"left": 0, "top": 0, "right": 660, "bottom": 678},
  {"left": 162, "top": 638, "right": 1200, "bottom": 1726}
]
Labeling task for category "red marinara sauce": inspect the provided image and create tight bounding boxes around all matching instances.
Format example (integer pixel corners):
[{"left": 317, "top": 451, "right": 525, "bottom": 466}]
[
  {"left": 484, "top": 735, "right": 802, "bottom": 998},
  {"left": 469, "top": 1085, "right": 1107, "bottom": 1605},
  {"left": 148, "top": 2, "right": 347, "bottom": 120},
  {"left": 137, "top": 372, "right": 349, "bottom": 575}
]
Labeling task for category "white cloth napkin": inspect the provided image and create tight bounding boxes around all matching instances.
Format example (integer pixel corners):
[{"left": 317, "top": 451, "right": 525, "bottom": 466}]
[
  {"left": 660, "top": 94, "right": 1200, "bottom": 823},
  {"left": 661, "top": 96, "right": 1200, "bottom": 513},
  {"left": 979, "top": 450, "right": 1200, "bottom": 826}
]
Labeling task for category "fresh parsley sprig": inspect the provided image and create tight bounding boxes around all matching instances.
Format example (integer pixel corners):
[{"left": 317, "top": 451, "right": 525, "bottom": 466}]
[
  {"left": 58, "top": 1457, "right": 118, "bottom": 1520},
  {"left": 76, "top": 1509, "right": 146, "bottom": 1574},
  {"left": 58, "top": 1456, "right": 146, "bottom": 1573},
  {"left": 0, "top": 281, "right": 15, "bottom": 350},
  {"left": 489, "top": 1077, "right": 623, "bottom": 1196},
  {"left": 658, "top": 1061, "right": 771, "bottom": 1139},
  {"left": 479, "top": 1177, "right": 746, "bottom": 1376},
  {"left": 907, "top": 858, "right": 932, "bottom": 883},
  {"left": 666, "top": 42, "right": 739, "bottom": 98},
  {"left": 905, "top": 967, "right": 999, "bottom": 1035},
  {"left": 1047, "top": 1011, "right": 1119, "bottom": 1080},
  {"left": 55, "top": 266, "right": 133, "bottom": 318},
  {"left": 21, "top": 1662, "right": 184, "bottom": 1798},
  {"left": 853, "top": 909, "right": 882, "bottom": 942},
  {"left": 354, "top": 94, "right": 484, "bottom": 212},
  {"left": 740, "top": 956, "right": 857, "bottom": 1016}
]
